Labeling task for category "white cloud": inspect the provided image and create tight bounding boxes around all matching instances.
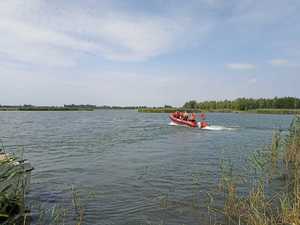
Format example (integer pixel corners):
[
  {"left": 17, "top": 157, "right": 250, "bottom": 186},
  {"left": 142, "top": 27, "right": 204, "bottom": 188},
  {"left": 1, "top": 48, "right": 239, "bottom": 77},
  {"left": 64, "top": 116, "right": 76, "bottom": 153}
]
[
  {"left": 226, "top": 63, "right": 256, "bottom": 70},
  {"left": 269, "top": 59, "right": 289, "bottom": 66},
  {"left": 84, "top": 15, "right": 185, "bottom": 61},
  {"left": 248, "top": 77, "right": 257, "bottom": 84},
  {"left": 0, "top": 0, "right": 207, "bottom": 67},
  {"left": 0, "top": 19, "right": 97, "bottom": 67}
]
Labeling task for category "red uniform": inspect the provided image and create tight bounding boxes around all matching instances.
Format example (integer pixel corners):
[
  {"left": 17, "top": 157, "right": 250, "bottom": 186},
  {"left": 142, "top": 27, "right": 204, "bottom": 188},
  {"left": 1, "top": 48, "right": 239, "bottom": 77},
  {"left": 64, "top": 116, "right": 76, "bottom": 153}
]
[{"left": 190, "top": 113, "right": 196, "bottom": 121}]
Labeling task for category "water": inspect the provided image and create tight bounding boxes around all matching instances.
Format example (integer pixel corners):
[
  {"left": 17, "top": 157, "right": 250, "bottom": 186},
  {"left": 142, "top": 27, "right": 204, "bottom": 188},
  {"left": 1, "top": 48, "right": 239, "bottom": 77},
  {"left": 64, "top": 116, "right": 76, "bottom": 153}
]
[{"left": 0, "top": 111, "right": 293, "bottom": 225}]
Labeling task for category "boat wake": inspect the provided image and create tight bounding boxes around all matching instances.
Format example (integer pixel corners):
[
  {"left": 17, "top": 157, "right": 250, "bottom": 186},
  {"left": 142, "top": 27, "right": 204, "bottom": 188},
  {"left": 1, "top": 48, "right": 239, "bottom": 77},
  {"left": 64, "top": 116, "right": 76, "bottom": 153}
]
[
  {"left": 201, "top": 125, "right": 236, "bottom": 131},
  {"left": 169, "top": 122, "right": 237, "bottom": 131},
  {"left": 169, "top": 121, "right": 182, "bottom": 126}
]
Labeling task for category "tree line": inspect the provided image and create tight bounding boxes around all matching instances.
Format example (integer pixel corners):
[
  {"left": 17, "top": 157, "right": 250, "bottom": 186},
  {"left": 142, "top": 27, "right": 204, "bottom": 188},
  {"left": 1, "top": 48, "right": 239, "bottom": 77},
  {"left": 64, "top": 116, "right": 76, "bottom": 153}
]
[{"left": 183, "top": 97, "right": 300, "bottom": 111}]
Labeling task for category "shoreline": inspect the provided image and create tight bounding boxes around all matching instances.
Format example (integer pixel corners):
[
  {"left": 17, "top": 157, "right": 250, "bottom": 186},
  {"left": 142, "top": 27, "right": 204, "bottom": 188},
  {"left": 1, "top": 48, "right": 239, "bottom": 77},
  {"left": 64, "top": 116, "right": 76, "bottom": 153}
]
[
  {"left": 0, "top": 107, "right": 95, "bottom": 111},
  {"left": 138, "top": 107, "right": 300, "bottom": 115},
  {"left": 1, "top": 107, "right": 299, "bottom": 115}
]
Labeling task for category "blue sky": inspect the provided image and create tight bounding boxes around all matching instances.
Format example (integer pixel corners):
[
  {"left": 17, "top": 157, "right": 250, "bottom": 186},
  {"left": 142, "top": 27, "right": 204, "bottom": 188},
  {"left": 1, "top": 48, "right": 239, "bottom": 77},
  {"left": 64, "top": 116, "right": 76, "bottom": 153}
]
[{"left": 0, "top": 0, "right": 299, "bottom": 106}]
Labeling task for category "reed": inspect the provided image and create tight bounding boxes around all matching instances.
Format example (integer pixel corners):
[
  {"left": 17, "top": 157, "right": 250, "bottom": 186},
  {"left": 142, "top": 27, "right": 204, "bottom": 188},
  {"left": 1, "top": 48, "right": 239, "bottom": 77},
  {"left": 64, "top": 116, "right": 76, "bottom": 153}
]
[
  {"left": 0, "top": 143, "right": 90, "bottom": 225},
  {"left": 0, "top": 150, "right": 29, "bottom": 224},
  {"left": 211, "top": 115, "right": 300, "bottom": 225},
  {"left": 28, "top": 187, "right": 97, "bottom": 225}
]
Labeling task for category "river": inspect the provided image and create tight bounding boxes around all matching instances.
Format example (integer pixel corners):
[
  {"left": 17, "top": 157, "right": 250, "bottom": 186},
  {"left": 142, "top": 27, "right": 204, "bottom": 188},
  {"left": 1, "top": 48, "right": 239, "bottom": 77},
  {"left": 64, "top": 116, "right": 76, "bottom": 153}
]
[{"left": 0, "top": 111, "right": 293, "bottom": 225}]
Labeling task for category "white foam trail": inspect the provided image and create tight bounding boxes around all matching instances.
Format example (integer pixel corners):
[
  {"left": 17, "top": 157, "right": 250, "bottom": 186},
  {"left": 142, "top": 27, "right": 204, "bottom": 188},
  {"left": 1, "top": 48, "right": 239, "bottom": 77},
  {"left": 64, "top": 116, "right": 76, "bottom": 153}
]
[
  {"left": 169, "top": 121, "right": 237, "bottom": 130},
  {"left": 168, "top": 121, "right": 191, "bottom": 128},
  {"left": 201, "top": 125, "right": 236, "bottom": 131}
]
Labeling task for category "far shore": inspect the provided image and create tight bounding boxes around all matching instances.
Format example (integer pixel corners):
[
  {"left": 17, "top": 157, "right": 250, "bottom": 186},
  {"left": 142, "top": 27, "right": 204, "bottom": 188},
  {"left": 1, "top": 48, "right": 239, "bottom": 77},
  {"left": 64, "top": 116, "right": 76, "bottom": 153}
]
[
  {"left": 1, "top": 106, "right": 300, "bottom": 115},
  {"left": 0, "top": 107, "right": 95, "bottom": 111},
  {"left": 138, "top": 107, "right": 300, "bottom": 115},
  {"left": 0, "top": 105, "right": 143, "bottom": 111}
]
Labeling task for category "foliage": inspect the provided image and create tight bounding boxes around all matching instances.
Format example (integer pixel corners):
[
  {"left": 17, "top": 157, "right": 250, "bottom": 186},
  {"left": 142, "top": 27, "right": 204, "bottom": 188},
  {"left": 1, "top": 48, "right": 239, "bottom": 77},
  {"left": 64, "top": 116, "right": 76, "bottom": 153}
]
[{"left": 183, "top": 97, "right": 300, "bottom": 111}]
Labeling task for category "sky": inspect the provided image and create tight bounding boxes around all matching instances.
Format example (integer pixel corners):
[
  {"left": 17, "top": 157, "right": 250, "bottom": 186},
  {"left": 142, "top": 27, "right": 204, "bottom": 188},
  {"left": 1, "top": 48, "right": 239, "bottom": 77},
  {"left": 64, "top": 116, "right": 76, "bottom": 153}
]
[{"left": 0, "top": 0, "right": 299, "bottom": 106}]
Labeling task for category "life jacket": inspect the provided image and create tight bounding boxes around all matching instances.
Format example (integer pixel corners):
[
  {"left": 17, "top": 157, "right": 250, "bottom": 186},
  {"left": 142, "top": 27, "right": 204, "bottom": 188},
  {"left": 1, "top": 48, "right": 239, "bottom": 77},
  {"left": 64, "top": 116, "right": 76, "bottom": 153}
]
[{"left": 190, "top": 113, "right": 196, "bottom": 120}]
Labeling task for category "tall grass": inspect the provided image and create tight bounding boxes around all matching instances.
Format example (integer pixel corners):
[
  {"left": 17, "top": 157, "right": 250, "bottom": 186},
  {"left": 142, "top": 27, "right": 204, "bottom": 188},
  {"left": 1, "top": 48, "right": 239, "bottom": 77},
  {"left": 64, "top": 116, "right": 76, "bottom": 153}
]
[
  {"left": 30, "top": 187, "right": 86, "bottom": 225},
  {"left": 0, "top": 150, "right": 30, "bottom": 224},
  {"left": 211, "top": 115, "right": 300, "bottom": 225},
  {"left": 0, "top": 144, "right": 90, "bottom": 225}
]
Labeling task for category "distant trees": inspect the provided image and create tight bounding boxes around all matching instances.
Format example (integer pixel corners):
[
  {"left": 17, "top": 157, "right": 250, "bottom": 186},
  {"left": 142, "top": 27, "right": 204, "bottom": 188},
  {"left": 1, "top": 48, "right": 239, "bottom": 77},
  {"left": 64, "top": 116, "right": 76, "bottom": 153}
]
[
  {"left": 183, "top": 100, "right": 197, "bottom": 109},
  {"left": 183, "top": 97, "right": 300, "bottom": 110},
  {"left": 64, "top": 104, "right": 96, "bottom": 108}
]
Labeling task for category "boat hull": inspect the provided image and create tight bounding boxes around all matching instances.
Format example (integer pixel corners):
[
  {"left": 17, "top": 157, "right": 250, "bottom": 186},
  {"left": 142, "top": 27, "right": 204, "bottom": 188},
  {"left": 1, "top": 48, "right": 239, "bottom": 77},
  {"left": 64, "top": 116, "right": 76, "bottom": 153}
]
[{"left": 169, "top": 114, "right": 197, "bottom": 127}]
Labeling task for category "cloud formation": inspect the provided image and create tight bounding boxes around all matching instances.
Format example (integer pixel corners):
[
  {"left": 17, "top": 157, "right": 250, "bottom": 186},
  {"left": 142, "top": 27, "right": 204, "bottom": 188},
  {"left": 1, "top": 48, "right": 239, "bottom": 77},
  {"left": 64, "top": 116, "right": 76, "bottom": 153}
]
[
  {"left": 0, "top": 0, "right": 205, "bottom": 67},
  {"left": 0, "top": 0, "right": 299, "bottom": 105},
  {"left": 269, "top": 59, "right": 289, "bottom": 66},
  {"left": 226, "top": 63, "right": 256, "bottom": 70}
]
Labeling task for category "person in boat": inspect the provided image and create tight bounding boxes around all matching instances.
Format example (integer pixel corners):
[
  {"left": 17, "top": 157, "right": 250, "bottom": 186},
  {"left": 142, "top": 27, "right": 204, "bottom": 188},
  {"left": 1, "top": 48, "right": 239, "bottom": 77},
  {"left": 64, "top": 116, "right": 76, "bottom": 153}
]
[
  {"left": 188, "top": 112, "right": 196, "bottom": 122},
  {"left": 173, "top": 111, "right": 178, "bottom": 118},
  {"left": 177, "top": 111, "right": 183, "bottom": 119},
  {"left": 183, "top": 111, "right": 189, "bottom": 120},
  {"left": 172, "top": 112, "right": 176, "bottom": 118}
]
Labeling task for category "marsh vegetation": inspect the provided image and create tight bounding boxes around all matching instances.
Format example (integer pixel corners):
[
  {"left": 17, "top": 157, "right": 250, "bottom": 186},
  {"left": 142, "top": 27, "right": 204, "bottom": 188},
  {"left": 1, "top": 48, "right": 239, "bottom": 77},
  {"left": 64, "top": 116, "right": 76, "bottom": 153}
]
[
  {"left": 208, "top": 115, "right": 300, "bottom": 225},
  {"left": 0, "top": 148, "right": 32, "bottom": 224}
]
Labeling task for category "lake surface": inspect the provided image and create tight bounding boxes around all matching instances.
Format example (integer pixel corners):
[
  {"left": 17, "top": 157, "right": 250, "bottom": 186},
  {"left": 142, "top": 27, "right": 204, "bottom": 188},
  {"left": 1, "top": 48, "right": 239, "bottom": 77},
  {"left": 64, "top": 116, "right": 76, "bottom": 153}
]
[{"left": 0, "top": 111, "right": 293, "bottom": 225}]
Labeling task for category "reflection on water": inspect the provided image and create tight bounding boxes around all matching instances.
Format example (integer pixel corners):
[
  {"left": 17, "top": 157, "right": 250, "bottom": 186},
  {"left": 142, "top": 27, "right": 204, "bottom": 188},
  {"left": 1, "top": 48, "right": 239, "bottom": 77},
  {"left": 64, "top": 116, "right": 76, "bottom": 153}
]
[{"left": 0, "top": 111, "right": 293, "bottom": 224}]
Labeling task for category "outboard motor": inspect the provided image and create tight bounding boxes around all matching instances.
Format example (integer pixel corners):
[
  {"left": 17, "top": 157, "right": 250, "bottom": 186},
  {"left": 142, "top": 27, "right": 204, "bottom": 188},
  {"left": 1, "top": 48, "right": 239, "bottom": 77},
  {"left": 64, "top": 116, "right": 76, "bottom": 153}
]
[
  {"left": 200, "top": 121, "right": 208, "bottom": 128},
  {"left": 199, "top": 113, "right": 208, "bottom": 128}
]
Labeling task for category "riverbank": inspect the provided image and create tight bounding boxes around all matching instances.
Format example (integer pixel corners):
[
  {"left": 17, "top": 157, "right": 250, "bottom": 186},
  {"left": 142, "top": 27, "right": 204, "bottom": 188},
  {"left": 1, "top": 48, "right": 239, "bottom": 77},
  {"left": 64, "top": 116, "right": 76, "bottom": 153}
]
[
  {"left": 138, "top": 107, "right": 300, "bottom": 115},
  {"left": 247, "top": 108, "right": 300, "bottom": 114}
]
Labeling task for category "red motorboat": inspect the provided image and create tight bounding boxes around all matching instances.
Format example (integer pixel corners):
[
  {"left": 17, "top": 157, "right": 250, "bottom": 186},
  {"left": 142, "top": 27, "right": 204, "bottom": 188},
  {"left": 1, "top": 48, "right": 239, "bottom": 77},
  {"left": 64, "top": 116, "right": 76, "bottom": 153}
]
[{"left": 169, "top": 112, "right": 208, "bottom": 128}]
